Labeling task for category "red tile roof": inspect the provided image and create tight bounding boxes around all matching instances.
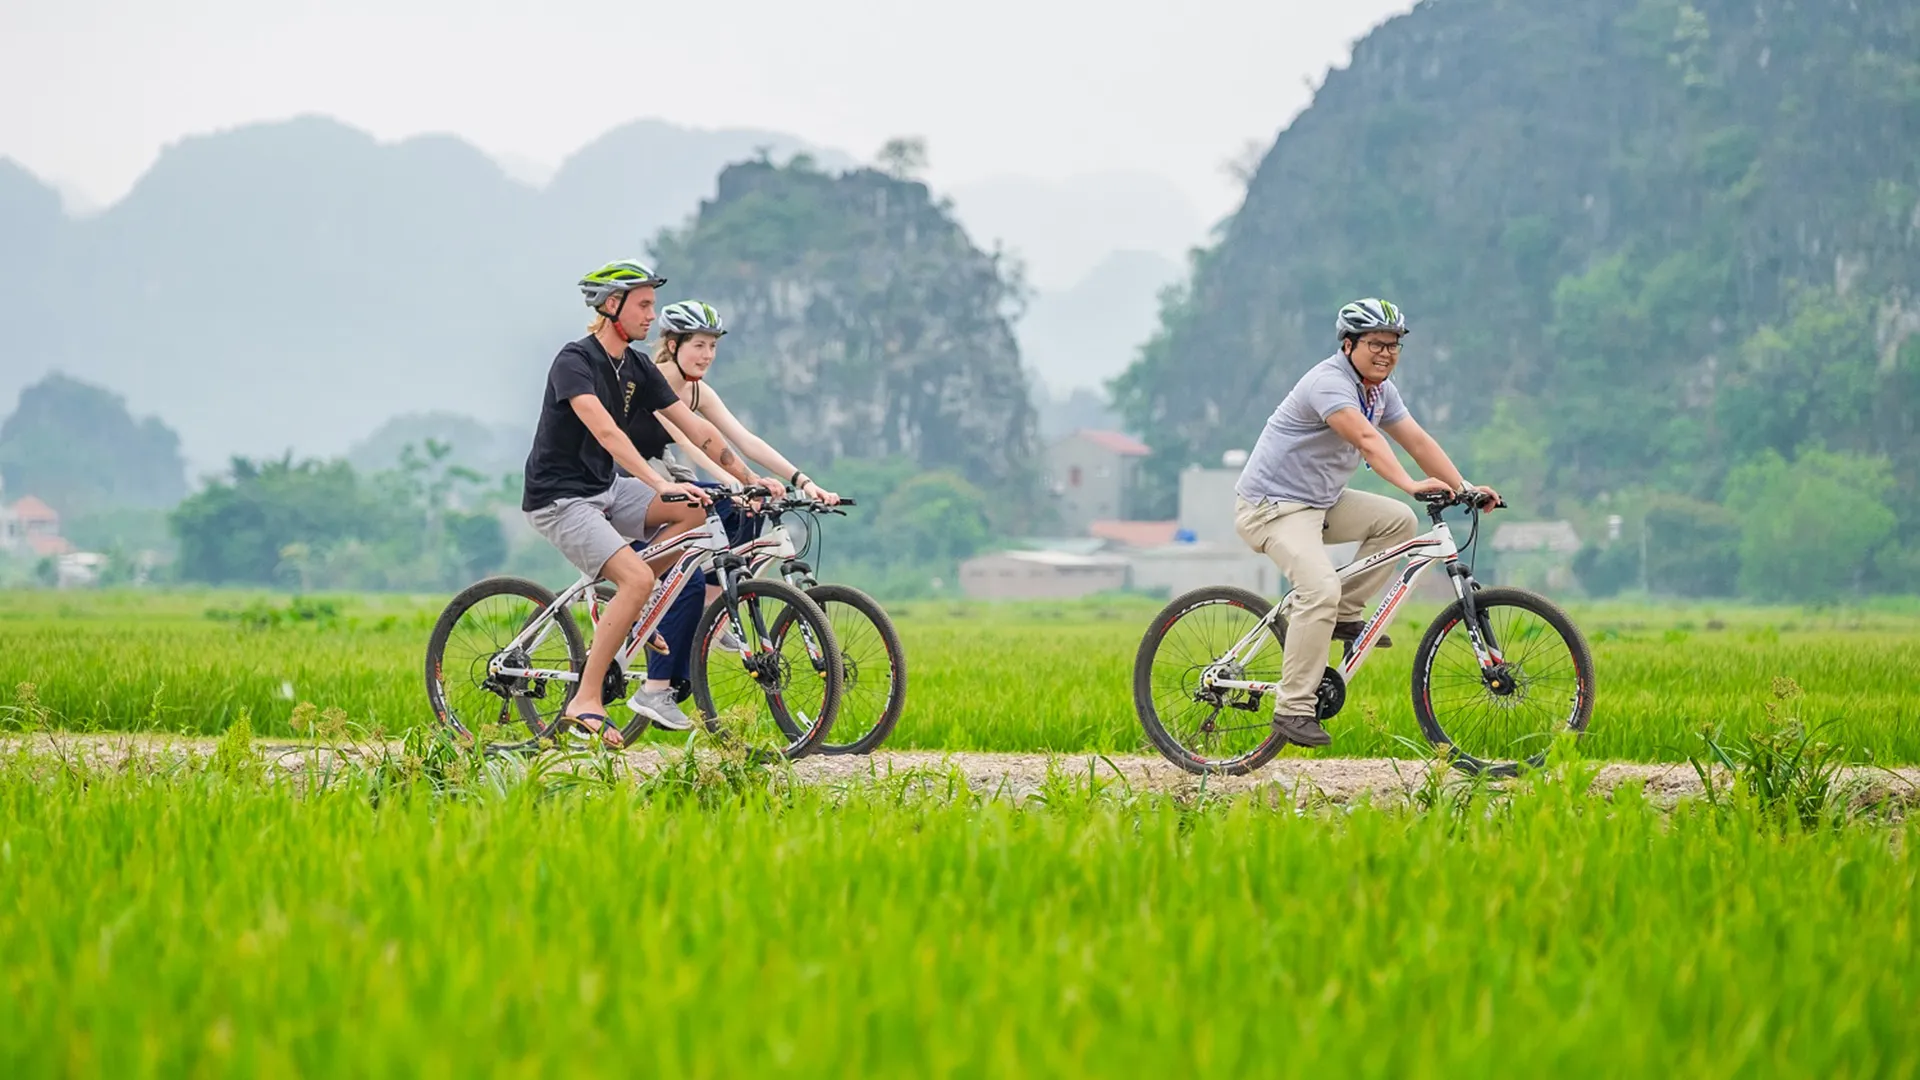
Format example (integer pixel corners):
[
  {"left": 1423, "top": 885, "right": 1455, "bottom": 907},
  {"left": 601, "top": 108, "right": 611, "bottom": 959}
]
[
  {"left": 25, "top": 533, "right": 73, "bottom": 557},
  {"left": 10, "top": 496, "right": 57, "bottom": 523},
  {"left": 1089, "top": 519, "right": 1179, "bottom": 548},
  {"left": 1072, "top": 429, "right": 1151, "bottom": 457}
]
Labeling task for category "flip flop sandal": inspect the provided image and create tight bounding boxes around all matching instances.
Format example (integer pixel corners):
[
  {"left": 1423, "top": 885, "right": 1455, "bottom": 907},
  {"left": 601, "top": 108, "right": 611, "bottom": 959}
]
[
  {"left": 645, "top": 632, "right": 671, "bottom": 655},
  {"left": 562, "top": 712, "right": 624, "bottom": 749}
]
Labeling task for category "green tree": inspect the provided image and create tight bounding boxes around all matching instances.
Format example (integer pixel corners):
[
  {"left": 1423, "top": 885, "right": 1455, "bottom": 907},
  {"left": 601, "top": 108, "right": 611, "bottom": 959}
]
[
  {"left": 1643, "top": 493, "right": 1741, "bottom": 597},
  {"left": 876, "top": 471, "right": 992, "bottom": 565},
  {"left": 0, "top": 374, "right": 187, "bottom": 515},
  {"left": 1717, "top": 288, "right": 1881, "bottom": 464},
  {"left": 170, "top": 456, "right": 385, "bottom": 585},
  {"left": 875, "top": 137, "right": 929, "bottom": 180},
  {"left": 1723, "top": 449, "right": 1897, "bottom": 601},
  {"left": 1467, "top": 398, "right": 1552, "bottom": 507}
]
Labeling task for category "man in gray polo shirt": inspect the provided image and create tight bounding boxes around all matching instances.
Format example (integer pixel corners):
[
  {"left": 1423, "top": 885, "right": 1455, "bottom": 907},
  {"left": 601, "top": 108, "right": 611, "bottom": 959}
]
[{"left": 1234, "top": 298, "right": 1500, "bottom": 748}]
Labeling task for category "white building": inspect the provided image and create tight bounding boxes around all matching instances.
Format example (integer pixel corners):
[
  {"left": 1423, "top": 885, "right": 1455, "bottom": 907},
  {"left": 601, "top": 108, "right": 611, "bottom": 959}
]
[{"left": 959, "top": 549, "right": 1131, "bottom": 600}]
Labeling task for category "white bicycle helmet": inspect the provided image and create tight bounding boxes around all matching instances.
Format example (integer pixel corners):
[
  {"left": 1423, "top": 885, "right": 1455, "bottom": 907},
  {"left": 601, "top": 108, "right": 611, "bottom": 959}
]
[{"left": 1336, "top": 298, "right": 1410, "bottom": 340}]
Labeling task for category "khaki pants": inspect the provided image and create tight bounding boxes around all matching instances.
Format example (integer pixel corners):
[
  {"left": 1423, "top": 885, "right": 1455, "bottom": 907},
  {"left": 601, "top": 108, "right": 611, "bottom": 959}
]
[{"left": 1234, "top": 490, "right": 1418, "bottom": 718}]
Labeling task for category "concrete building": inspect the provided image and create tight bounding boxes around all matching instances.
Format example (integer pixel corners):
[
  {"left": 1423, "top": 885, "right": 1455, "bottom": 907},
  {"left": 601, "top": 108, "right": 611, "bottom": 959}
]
[
  {"left": 1127, "top": 541, "right": 1282, "bottom": 598},
  {"left": 959, "top": 549, "right": 1131, "bottom": 600},
  {"left": 1176, "top": 462, "right": 1245, "bottom": 544},
  {"left": 1047, "top": 429, "right": 1150, "bottom": 536},
  {"left": 1491, "top": 519, "right": 1583, "bottom": 591}
]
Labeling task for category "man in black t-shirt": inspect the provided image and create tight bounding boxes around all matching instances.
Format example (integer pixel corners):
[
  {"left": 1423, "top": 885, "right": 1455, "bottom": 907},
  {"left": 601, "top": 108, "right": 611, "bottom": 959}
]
[{"left": 522, "top": 259, "right": 761, "bottom": 747}]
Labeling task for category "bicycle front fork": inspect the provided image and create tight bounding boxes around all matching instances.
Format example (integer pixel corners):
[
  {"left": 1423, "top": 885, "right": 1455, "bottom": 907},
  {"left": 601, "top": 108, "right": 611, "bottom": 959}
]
[{"left": 1447, "top": 563, "right": 1504, "bottom": 669}]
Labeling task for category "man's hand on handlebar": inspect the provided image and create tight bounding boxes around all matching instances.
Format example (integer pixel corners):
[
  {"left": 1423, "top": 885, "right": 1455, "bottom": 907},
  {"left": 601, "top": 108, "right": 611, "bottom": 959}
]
[
  {"left": 1409, "top": 483, "right": 1506, "bottom": 512},
  {"left": 755, "top": 475, "right": 788, "bottom": 500},
  {"left": 658, "top": 482, "right": 713, "bottom": 506},
  {"left": 801, "top": 479, "right": 841, "bottom": 506},
  {"left": 1461, "top": 484, "right": 1504, "bottom": 512}
]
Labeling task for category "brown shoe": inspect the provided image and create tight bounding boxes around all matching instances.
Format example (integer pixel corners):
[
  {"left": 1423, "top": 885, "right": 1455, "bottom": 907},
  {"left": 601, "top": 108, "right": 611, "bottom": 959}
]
[
  {"left": 1334, "top": 621, "right": 1391, "bottom": 649},
  {"left": 1274, "top": 714, "right": 1332, "bottom": 748}
]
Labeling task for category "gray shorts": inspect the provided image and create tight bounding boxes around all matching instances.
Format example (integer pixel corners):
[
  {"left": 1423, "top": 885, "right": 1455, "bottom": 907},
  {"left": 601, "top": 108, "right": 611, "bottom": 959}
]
[{"left": 525, "top": 476, "right": 658, "bottom": 578}]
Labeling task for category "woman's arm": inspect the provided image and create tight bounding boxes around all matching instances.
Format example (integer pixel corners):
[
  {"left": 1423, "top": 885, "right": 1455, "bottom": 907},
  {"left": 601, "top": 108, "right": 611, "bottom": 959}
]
[
  {"left": 698, "top": 386, "right": 838, "bottom": 501},
  {"left": 660, "top": 414, "right": 744, "bottom": 486},
  {"left": 696, "top": 386, "right": 800, "bottom": 478},
  {"left": 658, "top": 400, "right": 757, "bottom": 487}
]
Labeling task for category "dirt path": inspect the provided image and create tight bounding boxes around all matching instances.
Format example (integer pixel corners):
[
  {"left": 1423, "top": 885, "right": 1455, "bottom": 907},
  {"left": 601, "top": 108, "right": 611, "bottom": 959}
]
[{"left": 15, "top": 732, "right": 1919, "bottom": 807}]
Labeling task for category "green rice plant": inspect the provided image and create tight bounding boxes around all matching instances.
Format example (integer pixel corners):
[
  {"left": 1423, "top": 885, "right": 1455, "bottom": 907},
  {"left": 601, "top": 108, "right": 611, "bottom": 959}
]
[
  {"left": 1, "top": 750, "right": 1916, "bottom": 1076},
  {"left": 3, "top": 591, "right": 1920, "bottom": 763}
]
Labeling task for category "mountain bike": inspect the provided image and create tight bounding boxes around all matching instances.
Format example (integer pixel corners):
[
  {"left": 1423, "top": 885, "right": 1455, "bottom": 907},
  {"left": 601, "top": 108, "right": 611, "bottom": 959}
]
[
  {"left": 425, "top": 488, "right": 843, "bottom": 759},
  {"left": 736, "top": 496, "right": 908, "bottom": 755},
  {"left": 1133, "top": 489, "right": 1595, "bottom": 776}
]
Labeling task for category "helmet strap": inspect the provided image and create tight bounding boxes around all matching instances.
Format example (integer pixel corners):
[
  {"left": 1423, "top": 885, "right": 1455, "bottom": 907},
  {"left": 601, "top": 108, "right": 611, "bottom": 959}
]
[{"left": 603, "top": 290, "right": 633, "bottom": 344}]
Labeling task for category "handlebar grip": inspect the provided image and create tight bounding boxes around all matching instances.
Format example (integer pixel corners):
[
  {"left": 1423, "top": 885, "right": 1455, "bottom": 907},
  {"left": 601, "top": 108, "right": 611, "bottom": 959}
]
[
  {"left": 661, "top": 492, "right": 689, "bottom": 503},
  {"left": 836, "top": 497, "right": 857, "bottom": 507}
]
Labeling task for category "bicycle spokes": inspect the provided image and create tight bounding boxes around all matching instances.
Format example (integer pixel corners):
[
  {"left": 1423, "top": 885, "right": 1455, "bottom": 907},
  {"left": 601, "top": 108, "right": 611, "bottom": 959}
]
[
  {"left": 1140, "top": 594, "right": 1285, "bottom": 769},
  {"left": 1419, "top": 599, "right": 1585, "bottom": 765}
]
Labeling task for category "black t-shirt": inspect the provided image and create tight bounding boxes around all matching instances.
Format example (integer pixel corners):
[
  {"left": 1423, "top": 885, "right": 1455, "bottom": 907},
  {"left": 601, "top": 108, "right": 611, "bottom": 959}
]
[
  {"left": 521, "top": 336, "right": 680, "bottom": 511},
  {"left": 622, "top": 371, "right": 698, "bottom": 465}
]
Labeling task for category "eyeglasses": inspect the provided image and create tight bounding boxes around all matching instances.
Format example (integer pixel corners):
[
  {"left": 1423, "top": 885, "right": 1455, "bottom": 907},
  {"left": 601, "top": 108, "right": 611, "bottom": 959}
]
[{"left": 1361, "top": 339, "right": 1403, "bottom": 356}]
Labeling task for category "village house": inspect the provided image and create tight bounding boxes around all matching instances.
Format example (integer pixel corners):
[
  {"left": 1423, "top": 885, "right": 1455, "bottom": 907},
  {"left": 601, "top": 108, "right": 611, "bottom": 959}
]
[
  {"left": 5, "top": 495, "right": 72, "bottom": 558},
  {"left": 1047, "top": 429, "right": 1150, "bottom": 536}
]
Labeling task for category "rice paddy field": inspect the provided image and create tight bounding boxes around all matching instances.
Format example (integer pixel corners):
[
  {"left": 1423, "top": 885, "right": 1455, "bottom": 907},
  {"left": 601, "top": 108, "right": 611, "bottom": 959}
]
[
  {"left": 3, "top": 589, "right": 1918, "bottom": 763},
  {"left": 3, "top": 589, "right": 1918, "bottom": 1075}
]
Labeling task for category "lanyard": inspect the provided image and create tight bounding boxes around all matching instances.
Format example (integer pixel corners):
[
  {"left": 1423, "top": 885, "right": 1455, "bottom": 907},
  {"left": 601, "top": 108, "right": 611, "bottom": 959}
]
[{"left": 1350, "top": 366, "right": 1382, "bottom": 471}]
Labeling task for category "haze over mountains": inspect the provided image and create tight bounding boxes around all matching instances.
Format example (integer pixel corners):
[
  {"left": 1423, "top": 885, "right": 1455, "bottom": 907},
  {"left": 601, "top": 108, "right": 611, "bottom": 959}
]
[{"left": 0, "top": 117, "right": 1201, "bottom": 473}]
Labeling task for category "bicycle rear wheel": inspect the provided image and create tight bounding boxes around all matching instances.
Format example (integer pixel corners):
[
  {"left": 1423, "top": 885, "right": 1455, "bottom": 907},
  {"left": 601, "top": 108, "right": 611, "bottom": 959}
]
[
  {"left": 1411, "top": 586, "right": 1595, "bottom": 776},
  {"left": 426, "top": 576, "right": 585, "bottom": 745},
  {"left": 797, "top": 584, "right": 906, "bottom": 756},
  {"left": 1133, "top": 585, "right": 1290, "bottom": 775},
  {"left": 689, "top": 578, "right": 843, "bottom": 761}
]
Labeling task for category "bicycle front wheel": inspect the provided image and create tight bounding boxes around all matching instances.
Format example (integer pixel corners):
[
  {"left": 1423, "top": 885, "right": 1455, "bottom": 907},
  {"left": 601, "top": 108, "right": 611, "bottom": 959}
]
[
  {"left": 1411, "top": 586, "right": 1595, "bottom": 776},
  {"left": 690, "top": 578, "right": 843, "bottom": 761},
  {"left": 1133, "top": 585, "right": 1290, "bottom": 775},
  {"left": 425, "top": 576, "right": 585, "bottom": 746},
  {"left": 799, "top": 585, "right": 907, "bottom": 756}
]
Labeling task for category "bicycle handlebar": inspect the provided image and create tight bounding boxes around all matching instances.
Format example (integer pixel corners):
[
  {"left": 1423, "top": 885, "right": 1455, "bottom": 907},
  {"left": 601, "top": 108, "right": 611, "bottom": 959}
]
[
  {"left": 663, "top": 488, "right": 859, "bottom": 512},
  {"left": 1415, "top": 487, "right": 1505, "bottom": 512}
]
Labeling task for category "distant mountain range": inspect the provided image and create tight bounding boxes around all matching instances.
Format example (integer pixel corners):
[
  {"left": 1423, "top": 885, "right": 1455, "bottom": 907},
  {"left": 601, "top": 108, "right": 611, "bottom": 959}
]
[{"left": 0, "top": 117, "right": 1194, "bottom": 471}]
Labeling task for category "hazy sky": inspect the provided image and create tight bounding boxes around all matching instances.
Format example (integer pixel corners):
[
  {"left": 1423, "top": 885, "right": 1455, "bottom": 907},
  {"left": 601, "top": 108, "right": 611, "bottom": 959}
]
[{"left": 1, "top": 0, "right": 1414, "bottom": 218}]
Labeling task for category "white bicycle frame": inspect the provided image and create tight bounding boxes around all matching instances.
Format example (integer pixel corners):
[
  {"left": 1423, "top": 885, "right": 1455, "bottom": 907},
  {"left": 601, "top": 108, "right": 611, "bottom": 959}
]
[
  {"left": 1203, "top": 515, "right": 1504, "bottom": 697},
  {"left": 487, "top": 512, "right": 734, "bottom": 687}
]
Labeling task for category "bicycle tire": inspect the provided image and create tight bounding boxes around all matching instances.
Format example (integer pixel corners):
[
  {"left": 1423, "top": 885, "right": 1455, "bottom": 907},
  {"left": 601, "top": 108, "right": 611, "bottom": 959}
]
[
  {"left": 426, "top": 576, "right": 585, "bottom": 747},
  {"left": 790, "top": 584, "right": 907, "bottom": 756},
  {"left": 1133, "top": 585, "right": 1290, "bottom": 776},
  {"left": 1411, "top": 586, "right": 1595, "bottom": 776},
  {"left": 688, "top": 577, "right": 844, "bottom": 760}
]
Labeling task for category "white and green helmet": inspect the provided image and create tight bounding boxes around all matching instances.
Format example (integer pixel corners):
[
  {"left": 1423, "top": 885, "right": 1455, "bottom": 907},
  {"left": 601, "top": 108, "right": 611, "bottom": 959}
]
[
  {"left": 578, "top": 259, "right": 667, "bottom": 308},
  {"left": 658, "top": 300, "right": 726, "bottom": 336},
  {"left": 1336, "top": 298, "right": 1410, "bottom": 340}
]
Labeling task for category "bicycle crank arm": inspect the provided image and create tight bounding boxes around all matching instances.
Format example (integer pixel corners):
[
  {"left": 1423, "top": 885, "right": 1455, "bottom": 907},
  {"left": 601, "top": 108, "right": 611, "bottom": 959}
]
[{"left": 491, "top": 666, "right": 580, "bottom": 683}]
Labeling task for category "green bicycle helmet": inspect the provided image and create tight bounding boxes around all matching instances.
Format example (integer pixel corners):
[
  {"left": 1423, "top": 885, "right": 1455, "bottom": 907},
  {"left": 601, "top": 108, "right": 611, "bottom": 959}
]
[
  {"left": 658, "top": 300, "right": 726, "bottom": 337},
  {"left": 579, "top": 259, "right": 667, "bottom": 308}
]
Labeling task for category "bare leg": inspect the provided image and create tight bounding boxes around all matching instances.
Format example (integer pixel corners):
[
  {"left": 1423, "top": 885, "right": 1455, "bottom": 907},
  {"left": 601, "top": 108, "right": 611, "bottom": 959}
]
[{"left": 565, "top": 546, "right": 654, "bottom": 747}]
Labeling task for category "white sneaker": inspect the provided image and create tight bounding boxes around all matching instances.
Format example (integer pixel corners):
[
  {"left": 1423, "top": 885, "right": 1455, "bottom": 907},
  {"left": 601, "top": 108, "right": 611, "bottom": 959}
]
[{"left": 628, "top": 686, "right": 694, "bottom": 731}]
